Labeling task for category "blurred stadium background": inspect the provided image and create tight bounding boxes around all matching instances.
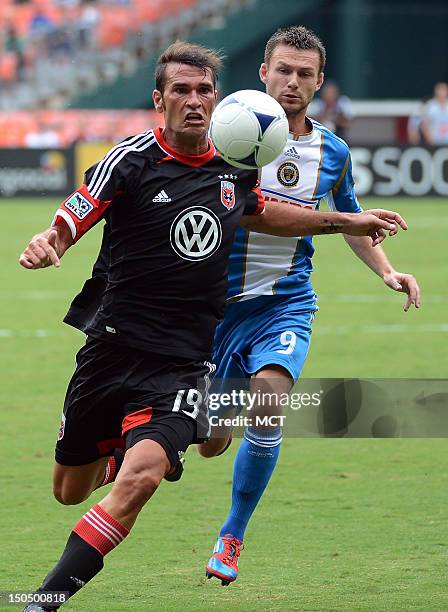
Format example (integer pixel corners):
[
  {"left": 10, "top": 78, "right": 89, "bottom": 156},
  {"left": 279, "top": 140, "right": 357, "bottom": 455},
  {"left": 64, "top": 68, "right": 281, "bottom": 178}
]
[
  {"left": 1, "top": 1, "right": 448, "bottom": 610},
  {"left": 1, "top": 0, "right": 448, "bottom": 196}
]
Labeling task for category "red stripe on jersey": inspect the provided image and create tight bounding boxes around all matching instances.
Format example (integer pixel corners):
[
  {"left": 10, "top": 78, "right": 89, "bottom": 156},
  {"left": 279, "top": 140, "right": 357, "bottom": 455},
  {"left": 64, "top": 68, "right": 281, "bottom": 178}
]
[
  {"left": 53, "top": 184, "right": 112, "bottom": 242},
  {"left": 252, "top": 182, "right": 265, "bottom": 215},
  {"left": 96, "top": 437, "right": 125, "bottom": 455},
  {"left": 153, "top": 127, "right": 215, "bottom": 167},
  {"left": 122, "top": 407, "right": 153, "bottom": 435}
]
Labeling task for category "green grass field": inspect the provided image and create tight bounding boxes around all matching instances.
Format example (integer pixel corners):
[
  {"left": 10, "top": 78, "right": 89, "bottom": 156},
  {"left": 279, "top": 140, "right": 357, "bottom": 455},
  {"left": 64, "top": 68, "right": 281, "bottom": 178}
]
[{"left": 0, "top": 198, "right": 447, "bottom": 611}]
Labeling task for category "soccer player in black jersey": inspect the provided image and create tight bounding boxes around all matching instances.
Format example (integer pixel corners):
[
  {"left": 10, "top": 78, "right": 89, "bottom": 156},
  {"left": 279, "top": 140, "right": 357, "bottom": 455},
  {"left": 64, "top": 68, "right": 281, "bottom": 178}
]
[{"left": 19, "top": 42, "right": 407, "bottom": 610}]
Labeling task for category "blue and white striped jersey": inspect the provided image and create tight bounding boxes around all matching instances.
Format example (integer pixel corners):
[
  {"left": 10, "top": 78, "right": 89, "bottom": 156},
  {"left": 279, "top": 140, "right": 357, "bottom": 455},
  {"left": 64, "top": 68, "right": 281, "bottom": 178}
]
[{"left": 227, "top": 119, "right": 362, "bottom": 309}]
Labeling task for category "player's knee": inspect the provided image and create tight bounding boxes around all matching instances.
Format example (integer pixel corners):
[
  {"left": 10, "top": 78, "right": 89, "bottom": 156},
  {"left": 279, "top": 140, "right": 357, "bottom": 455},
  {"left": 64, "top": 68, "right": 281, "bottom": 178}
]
[
  {"left": 197, "top": 435, "right": 232, "bottom": 458},
  {"left": 53, "top": 482, "right": 88, "bottom": 506}
]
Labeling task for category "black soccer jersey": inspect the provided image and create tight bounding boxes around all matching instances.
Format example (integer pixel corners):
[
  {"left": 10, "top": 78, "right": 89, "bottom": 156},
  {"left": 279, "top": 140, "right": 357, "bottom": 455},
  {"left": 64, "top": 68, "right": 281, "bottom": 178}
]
[
  {"left": 54, "top": 128, "right": 263, "bottom": 360},
  {"left": 63, "top": 221, "right": 109, "bottom": 333}
]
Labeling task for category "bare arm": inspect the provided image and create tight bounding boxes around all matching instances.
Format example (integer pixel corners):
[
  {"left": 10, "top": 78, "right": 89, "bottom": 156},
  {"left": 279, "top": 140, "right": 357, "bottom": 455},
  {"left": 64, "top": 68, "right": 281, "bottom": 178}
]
[
  {"left": 344, "top": 234, "right": 421, "bottom": 311},
  {"left": 343, "top": 234, "right": 394, "bottom": 276},
  {"left": 19, "top": 222, "right": 74, "bottom": 270},
  {"left": 241, "top": 202, "right": 407, "bottom": 246}
]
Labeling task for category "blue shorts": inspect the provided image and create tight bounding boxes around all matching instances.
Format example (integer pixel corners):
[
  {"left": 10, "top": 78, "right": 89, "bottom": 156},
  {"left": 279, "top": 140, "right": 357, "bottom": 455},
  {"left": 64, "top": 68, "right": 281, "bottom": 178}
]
[{"left": 212, "top": 295, "right": 315, "bottom": 388}]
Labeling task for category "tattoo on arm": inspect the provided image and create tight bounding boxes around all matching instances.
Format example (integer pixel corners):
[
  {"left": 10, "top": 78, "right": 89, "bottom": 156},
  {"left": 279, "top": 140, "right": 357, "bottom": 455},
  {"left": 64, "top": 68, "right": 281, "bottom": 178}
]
[{"left": 321, "top": 221, "right": 343, "bottom": 234}]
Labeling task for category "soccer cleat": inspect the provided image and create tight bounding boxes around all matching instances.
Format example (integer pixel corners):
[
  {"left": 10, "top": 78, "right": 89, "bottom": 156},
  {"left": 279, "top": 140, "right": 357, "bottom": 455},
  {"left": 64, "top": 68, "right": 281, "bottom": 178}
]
[{"left": 206, "top": 534, "right": 242, "bottom": 585}]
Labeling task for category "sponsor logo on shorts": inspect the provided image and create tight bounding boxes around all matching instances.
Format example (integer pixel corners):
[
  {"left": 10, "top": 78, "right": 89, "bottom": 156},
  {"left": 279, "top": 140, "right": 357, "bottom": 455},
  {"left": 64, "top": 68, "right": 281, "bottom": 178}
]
[
  {"left": 64, "top": 192, "right": 93, "bottom": 219},
  {"left": 57, "top": 414, "right": 66, "bottom": 441}
]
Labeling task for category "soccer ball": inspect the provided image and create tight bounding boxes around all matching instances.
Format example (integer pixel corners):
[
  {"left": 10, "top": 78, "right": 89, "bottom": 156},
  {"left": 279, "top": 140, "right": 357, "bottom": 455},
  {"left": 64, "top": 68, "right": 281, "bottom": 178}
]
[{"left": 210, "top": 89, "right": 289, "bottom": 169}]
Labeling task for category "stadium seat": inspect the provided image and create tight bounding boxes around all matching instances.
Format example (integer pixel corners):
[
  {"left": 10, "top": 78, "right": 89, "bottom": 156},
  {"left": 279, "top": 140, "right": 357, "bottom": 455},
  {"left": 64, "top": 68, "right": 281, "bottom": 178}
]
[{"left": 0, "top": 0, "right": 235, "bottom": 113}]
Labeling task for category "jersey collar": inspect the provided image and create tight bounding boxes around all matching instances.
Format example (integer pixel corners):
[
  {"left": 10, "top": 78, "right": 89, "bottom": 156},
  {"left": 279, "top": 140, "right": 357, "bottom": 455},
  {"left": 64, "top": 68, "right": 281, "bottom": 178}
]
[
  {"left": 153, "top": 127, "right": 215, "bottom": 167},
  {"left": 289, "top": 116, "right": 315, "bottom": 142}
]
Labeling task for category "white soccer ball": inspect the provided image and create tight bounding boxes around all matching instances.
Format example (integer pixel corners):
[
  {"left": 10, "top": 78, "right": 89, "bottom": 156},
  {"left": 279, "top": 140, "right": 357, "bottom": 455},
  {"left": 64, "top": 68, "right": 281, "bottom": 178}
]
[{"left": 210, "top": 89, "right": 289, "bottom": 169}]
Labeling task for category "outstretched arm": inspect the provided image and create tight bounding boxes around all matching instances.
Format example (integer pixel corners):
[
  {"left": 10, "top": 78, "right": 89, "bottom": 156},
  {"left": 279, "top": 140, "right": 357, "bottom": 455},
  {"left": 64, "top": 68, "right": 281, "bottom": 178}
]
[
  {"left": 19, "top": 223, "right": 74, "bottom": 270},
  {"left": 241, "top": 202, "right": 407, "bottom": 246},
  {"left": 344, "top": 234, "right": 421, "bottom": 311}
]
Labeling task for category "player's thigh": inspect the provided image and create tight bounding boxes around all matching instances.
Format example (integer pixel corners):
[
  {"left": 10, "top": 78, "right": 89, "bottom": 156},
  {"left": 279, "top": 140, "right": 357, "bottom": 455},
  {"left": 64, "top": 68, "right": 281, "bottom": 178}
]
[
  {"left": 245, "top": 310, "right": 315, "bottom": 382},
  {"left": 212, "top": 313, "right": 248, "bottom": 388},
  {"left": 53, "top": 457, "right": 109, "bottom": 504},
  {"left": 55, "top": 338, "right": 128, "bottom": 469},
  {"left": 122, "top": 355, "right": 213, "bottom": 471},
  {"left": 125, "top": 410, "right": 197, "bottom": 470},
  {"left": 212, "top": 303, "right": 266, "bottom": 420}
]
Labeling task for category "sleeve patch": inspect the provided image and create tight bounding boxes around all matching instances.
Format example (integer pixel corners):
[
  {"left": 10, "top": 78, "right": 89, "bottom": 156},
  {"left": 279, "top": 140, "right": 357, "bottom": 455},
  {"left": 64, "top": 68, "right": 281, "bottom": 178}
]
[{"left": 64, "top": 192, "right": 94, "bottom": 219}]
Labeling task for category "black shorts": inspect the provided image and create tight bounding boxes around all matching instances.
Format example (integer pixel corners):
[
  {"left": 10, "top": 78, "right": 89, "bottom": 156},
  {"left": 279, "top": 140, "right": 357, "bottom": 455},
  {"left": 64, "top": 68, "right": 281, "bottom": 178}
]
[{"left": 55, "top": 338, "right": 213, "bottom": 469}]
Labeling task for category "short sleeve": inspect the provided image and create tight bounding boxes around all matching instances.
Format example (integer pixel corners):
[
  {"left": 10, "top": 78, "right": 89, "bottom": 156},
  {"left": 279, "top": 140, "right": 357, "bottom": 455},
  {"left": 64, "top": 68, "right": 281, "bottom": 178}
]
[
  {"left": 330, "top": 152, "right": 362, "bottom": 213},
  {"left": 51, "top": 144, "right": 137, "bottom": 241}
]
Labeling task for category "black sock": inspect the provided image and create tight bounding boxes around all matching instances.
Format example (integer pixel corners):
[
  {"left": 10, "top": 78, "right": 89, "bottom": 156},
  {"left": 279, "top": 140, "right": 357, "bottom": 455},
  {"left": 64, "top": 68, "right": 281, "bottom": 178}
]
[{"left": 36, "top": 532, "right": 104, "bottom": 608}]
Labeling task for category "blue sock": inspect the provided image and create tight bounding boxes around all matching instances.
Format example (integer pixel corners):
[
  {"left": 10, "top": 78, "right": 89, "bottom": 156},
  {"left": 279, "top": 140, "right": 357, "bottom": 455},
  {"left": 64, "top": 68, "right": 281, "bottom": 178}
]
[{"left": 219, "top": 427, "right": 282, "bottom": 541}]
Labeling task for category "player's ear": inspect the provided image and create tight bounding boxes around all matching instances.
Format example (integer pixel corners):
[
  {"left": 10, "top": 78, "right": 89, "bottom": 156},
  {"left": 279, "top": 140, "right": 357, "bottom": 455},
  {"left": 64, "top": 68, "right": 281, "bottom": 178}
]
[
  {"left": 316, "top": 72, "right": 324, "bottom": 92},
  {"left": 259, "top": 63, "right": 268, "bottom": 84},
  {"left": 153, "top": 89, "right": 164, "bottom": 113}
]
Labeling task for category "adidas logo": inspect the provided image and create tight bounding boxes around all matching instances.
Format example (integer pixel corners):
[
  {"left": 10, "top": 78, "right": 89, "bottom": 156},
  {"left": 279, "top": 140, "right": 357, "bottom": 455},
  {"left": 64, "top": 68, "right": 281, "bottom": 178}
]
[
  {"left": 285, "top": 146, "right": 301, "bottom": 160},
  {"left": 70, "top": 576, "right": 86, "bottom": 588},
  {"left": 152, "top": 190, "right": 171, "bottom": 203}
]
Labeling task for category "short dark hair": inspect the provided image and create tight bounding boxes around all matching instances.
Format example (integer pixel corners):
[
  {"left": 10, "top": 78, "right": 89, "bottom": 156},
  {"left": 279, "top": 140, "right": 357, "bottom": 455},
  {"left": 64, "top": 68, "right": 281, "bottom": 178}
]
[
  {"left": 155, "top": 41, "right": 224, "bottom": 93},
  {"left": 264, "top": 26, "right": 326, "bottom": 73}
]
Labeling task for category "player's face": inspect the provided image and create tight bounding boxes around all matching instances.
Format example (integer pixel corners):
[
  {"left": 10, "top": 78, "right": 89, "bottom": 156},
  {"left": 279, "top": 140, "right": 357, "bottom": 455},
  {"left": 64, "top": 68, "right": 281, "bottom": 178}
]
[
  {"left": 260, "top": 45, "right": 323, "bottom": 116},
  {"left": 153, "top": 63, "right": 217, "bottom": 138}
]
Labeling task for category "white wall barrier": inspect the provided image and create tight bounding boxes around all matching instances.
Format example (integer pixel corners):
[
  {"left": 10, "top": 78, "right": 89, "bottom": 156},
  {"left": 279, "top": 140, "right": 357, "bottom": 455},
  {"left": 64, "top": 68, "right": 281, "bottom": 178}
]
[
  {"left": 1, "top": 145, "right": 447, "bottom": 198},
  {"left": 351, "top": 146, "right": 448, "bottom": 197}
]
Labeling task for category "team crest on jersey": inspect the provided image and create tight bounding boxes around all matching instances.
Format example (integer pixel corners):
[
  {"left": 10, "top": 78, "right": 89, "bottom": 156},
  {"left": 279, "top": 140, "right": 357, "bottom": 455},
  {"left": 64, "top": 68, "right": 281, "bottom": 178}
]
[
  {"left": 64, "top": 192, "right": 93, "bottom": 219},
  {"left": 277, "top": 162, "right": 300, "bottom": 187},
  {"left": 220, "top": 181, "right": 236, "bottom": 210}
]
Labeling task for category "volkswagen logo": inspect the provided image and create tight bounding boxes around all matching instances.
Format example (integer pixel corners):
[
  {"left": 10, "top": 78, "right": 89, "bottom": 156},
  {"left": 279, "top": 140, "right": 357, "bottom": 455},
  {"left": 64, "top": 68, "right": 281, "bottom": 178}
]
[{"left": 170, "top": 206, "right": 222, "bottom": 261}]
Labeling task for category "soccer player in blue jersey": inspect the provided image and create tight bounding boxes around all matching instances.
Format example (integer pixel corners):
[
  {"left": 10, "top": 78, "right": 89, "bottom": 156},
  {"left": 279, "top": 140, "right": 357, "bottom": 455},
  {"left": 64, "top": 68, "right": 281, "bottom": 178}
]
[{"left": 202, "top": 26, "right": 420, "bottom": 585}]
